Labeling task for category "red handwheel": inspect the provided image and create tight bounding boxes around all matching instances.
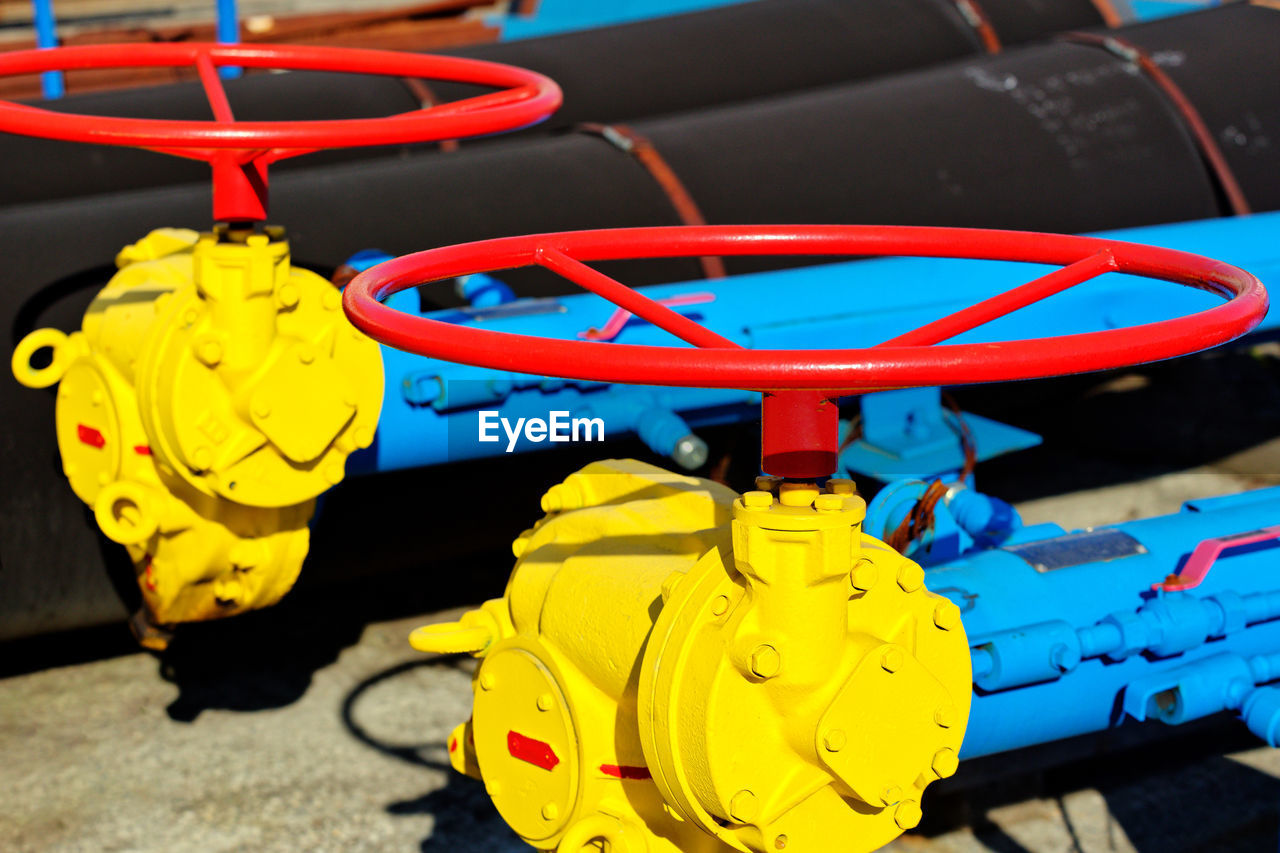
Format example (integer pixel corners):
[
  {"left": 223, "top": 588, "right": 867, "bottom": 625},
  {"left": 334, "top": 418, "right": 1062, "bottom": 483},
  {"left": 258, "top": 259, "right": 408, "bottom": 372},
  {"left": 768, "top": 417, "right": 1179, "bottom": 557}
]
[
  {"left": 0, "top": 43, "right": 561, "bottom": 222},
  {"left": 343, "top": 225, "right": 1268, "bottom": 478}
]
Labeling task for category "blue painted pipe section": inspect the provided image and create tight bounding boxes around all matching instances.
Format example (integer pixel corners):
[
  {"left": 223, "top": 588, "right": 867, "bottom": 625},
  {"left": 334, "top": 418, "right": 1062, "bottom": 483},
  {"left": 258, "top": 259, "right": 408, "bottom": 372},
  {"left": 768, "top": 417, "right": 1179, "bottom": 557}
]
[
  {"left": 216, "top": 0, "right": 242, "bottom": 80},
  {"left": 1128, "top": 1, "right": 1221, "bottom": 21},
  {"left": 358, "top": 213, "right": 1280, "bottom": 475},
  {"left": 949, "top": 486, "right": 1280, "bottom": 757},
  {"left": 865, "top": 479, "right": 1023, "bottom": 565},
  {"left": 498, "top": 0, "right": 747, "bottom": 40},
  {"left": 31, "top": 0, "right": 63, "bottom": 99},
  {"left": 496, "top": 0, "right": 1209, "bottom": 40}
]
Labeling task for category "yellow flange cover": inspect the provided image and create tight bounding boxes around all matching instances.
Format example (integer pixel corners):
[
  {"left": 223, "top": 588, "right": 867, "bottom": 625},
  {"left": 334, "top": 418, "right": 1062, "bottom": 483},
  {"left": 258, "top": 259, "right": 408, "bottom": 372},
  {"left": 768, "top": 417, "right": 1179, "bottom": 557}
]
[
  {"left": 414, "top": 461, "right": 971, "bottom": 852},
  {"left": 12, "top": 227, "right": 383, "bottom": 634}
]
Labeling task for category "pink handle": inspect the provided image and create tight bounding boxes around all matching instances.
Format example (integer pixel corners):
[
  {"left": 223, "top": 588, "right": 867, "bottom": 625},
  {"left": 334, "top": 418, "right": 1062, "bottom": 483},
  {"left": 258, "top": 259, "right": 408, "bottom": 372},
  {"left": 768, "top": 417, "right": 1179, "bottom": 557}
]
[
  {"left": 1156, "top": 525, "right": 1280, "bottom": 592},
  {"left": 579, "top": 292, "right": 715, "bottom": 342}
]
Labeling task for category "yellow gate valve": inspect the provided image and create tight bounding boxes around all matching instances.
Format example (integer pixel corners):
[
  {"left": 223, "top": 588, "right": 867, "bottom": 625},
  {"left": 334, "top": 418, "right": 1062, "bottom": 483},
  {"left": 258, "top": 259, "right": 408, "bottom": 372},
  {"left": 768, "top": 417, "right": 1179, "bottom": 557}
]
[
  {"left": 412, "top": 460, "right": 972, "bottom": 852},
  {"left": 11, "top": 226, "right": 383, "bottom": 640}
]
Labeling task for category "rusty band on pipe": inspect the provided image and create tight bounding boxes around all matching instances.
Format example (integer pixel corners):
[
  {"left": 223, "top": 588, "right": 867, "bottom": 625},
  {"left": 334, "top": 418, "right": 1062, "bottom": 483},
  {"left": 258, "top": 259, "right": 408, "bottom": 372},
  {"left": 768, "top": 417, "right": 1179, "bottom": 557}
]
[
  {"left": 400, "top": 77, "right": 460, "bottom": 152},
  {"left": 577, "top": 122, "right": 726, "bottom": 280},
  {"left": 1058, "top": 31, "right": 1251, "bottom": 216},
  {"left": 949, "top": 0, "right": 1002, "bottom": 54}
]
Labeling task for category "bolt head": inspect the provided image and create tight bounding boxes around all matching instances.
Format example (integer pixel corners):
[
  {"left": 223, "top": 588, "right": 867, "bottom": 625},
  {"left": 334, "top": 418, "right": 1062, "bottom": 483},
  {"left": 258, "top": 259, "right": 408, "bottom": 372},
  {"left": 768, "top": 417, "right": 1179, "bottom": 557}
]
[
  {"left": 729, "top": 789, "right": 759, "bottom": 823},
  {"left": 191, "top": 446, "right": 213, "bottom": 470},
  {"left": 710, "top": 595, "right": 730, "bottom": 616},
  {"left": 778, "top": 482, "right": 819, "bottom": 507},
  {"left": 743, "top": 490, "right": 773, "bottom": 509},
  {"left": 749, "top": 644, "right": 781, "bottom": 679},
  {"left": 894, "top": 799, "right": 922, "bottom": 830},
  {"left": 850, "top": 559, "right": 879, "bottom": 591},
  {"left": 541, "top": 802, "right": 559, "bottom": 821},
  {"left": 881, "top": 785, "right": 903, "bottom": 806},
  {"left": 880, "top": 646, "right": 904, "bottom": 673},
  {"left": 213, "top": 577, "right": 243, "bottom": 605},
  {"left": 814, "top": 493, "right": 845, "bottom": 512},
  {"left": 536, "top": 693, "right": 554, "bottom": 712},
  {"left": 823, "top": 728, "right": 847, "bottom": 752},
  {"left": 196, "top": 339, "right": 223, "bottom": 367},
  {"left": 933, "top": 600, "right": 962, "bottom": 631},
  {"left": 897, "top": 561, "right": 925, "bottom": 593},
  {"left": 754, "top": 475, "right": 782, "bottom": 492},
  {"left": 932, "top": 747, "right": 959, "bottom": 779},
  {"left": 934, "top": 703, "right": 957, "bottom": 729},
  {"left": 826, "top": 478, "right": 857, "bottom": 496},
  {"left": 478, "top": 671, "right": 496, "bottom": 692},
  {"left": 297, "top": 344, "right": 316, "bottom": 365},
  {"left": 277, "top": 283, "right": 300, "bottom": 309}
]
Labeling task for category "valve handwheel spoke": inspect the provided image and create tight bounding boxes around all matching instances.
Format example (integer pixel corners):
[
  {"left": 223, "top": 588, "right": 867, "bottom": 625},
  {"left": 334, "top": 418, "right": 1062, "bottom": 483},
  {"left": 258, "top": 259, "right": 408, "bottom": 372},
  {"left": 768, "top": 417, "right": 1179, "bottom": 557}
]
[
  {"left": 343, "top": 225, "right": 1268, "bottom": 479},
  {"left": 0, "top": 43, "right": 562, "bottom": 222}
]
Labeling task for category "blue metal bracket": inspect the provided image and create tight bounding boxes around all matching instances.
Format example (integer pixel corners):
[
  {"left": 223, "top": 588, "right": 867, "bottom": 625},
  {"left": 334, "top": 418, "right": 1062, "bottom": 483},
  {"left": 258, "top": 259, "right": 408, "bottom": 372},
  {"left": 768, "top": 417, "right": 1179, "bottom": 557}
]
[{"left": 838, "top": 387, "right": 1041, "bottom": 483}]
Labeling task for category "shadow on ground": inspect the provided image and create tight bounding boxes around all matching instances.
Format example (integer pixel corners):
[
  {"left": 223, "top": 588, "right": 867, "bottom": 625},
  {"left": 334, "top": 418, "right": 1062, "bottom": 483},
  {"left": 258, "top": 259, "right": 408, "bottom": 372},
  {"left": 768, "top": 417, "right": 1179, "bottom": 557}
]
[
  {"left": 913, "top": 720, "right": 1280, "bottom": 853},
  {"left": 339, "top": 654, "right": 527, "bottom": 852}
]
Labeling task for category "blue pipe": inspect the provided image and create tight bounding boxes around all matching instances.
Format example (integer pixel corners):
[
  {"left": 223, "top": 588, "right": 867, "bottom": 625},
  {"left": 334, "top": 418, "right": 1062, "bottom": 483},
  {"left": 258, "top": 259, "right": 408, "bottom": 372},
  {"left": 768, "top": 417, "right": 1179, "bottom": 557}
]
[
  {"left": 353, "top": 212, "right": 1280, "bottom": 476},
  {"left": 31, "top": 0, "right": 63, "bottom": 99},
  {"left": 496, "top": 0, "right": 1214, "bottom": 40},
  {"left": 216, "top": 0, "right": 242, "bottom": 80},
  {"left": 950, "top": 487, "right": 1280, "bottom": 757}
]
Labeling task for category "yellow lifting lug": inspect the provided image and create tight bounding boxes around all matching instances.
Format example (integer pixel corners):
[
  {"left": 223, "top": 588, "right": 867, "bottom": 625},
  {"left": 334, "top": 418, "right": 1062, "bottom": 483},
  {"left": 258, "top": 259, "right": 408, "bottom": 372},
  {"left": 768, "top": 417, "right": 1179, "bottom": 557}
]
[
  {"left": 434, "top": 459, "right": 971, "bottom": 853},
  {"left": 410, "top": 603, "right": 508, "bottom": 656},
  {"left": 10, "top": 226, "right": 384, "bottom": 632}
]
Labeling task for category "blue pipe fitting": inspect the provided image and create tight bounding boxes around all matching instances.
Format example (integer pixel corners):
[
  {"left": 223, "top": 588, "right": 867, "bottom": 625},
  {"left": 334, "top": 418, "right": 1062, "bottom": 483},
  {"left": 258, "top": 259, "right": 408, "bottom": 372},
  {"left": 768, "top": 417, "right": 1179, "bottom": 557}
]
[
  {"left": 866, "top": 480, "right": 1023, "bottom": 567},
  {"left": 634, "top": 406, "right": 690, "bottom": 458},
  {"left": 1122, "top": 653, "right": 1254, "bottom": 725},
  {"left": 430, "top": 376, "right": 516, "bottom": 411},
  {"left": 973, "top": 620, "right": 1082, "bottom": 692},
  {"left": 1242, "top": 686, "right": 1280, "bottom": 746},
  {"left": 976, "top": 590, "right": 1268, "bottom": 692},
  {"left": 1246, "top": 590, "right": 1280, "bottom": 624},
  {"left": 948, "top": 487, "right": 1022, "bottom": 548}
]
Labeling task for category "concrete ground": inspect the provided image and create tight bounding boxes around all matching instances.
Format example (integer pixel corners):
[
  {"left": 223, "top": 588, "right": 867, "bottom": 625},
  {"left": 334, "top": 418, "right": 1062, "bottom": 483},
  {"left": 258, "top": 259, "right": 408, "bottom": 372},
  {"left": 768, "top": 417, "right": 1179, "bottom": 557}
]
[{"left": 5, "top": 350, "right": 1280, "bottom": 852}]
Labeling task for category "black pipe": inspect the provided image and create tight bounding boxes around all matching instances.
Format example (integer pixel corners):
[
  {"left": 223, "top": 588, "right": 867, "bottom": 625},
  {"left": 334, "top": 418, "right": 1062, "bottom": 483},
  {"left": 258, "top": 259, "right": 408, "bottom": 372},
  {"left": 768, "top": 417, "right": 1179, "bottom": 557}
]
[
  {"left": 4, "top": 4, "right": 1278, "bottom": 640},
  {"left": 0, "top": 0, "right": 1107, "bottom": 208}
]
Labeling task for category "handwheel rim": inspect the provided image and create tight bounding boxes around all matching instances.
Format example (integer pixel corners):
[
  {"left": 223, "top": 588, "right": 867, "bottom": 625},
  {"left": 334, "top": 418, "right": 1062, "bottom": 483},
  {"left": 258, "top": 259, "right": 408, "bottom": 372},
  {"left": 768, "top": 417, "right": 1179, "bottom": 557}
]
[
  {"left": 0, "top": 43, "right": 562, "bottom": 151},
  {"left": 342, "top": 224, "right": 1268, "bottom": 393}
]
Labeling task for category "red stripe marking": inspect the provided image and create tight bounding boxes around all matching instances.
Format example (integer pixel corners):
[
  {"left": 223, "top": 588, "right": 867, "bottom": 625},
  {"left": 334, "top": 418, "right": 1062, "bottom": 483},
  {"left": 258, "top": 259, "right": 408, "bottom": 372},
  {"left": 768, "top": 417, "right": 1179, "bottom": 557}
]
[
  {"left": 449, "top": 737, "right": 458, "bottom": 754},
  {"left": 144, "top": 561, "right": 157, "bottom": 592},
  {"left": 600, "top": 764, "right": 651, "bottom": 780},
  {"left": 507, "top": 731, "right": 560, "bottom": 771},
  {"left": 77, "top": 424, "right": 106, "bottom": 449},
  {"left": 134, "top": 445, "right": 152, "bottom": 456}
]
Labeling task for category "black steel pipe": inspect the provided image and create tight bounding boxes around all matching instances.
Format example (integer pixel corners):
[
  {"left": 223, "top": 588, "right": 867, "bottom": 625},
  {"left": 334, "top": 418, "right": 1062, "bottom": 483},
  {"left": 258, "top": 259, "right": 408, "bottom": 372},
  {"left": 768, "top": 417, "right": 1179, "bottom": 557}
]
[{"left": 0, "top": 0, "right": 1107, "bottom": 208}]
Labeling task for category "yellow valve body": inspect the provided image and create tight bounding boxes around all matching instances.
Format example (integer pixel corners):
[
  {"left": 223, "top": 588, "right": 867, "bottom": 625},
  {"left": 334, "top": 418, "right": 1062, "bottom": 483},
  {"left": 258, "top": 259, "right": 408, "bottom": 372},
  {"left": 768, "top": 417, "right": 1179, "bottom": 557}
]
[
  {"left": 12, "top": 227, "right": 383, "bottom": 631},
  {"left": 420, "top": 460, "right": 972, "bottom": 852}
]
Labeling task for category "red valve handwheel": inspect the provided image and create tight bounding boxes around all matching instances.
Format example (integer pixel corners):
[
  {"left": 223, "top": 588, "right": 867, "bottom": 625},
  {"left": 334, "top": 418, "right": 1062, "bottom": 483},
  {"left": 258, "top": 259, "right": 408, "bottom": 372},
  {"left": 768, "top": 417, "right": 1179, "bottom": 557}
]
[
  {"left": 0, "top": 43, "right": 561, "bottom": 222},
  {"left": 343, "top": 225, "right": 1268, "bottom": 478}
]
